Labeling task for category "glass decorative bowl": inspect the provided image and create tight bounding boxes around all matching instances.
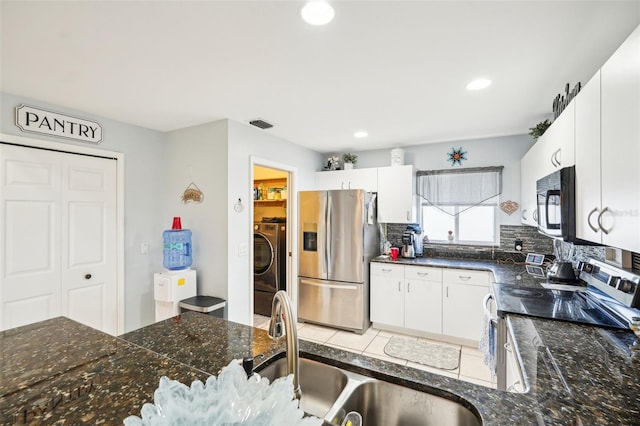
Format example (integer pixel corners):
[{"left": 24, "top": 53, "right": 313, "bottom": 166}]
[{"left": 124, "top": 360, "right": 322, "bottom": 426}]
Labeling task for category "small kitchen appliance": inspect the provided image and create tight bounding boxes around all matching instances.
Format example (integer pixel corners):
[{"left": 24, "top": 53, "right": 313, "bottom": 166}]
[
  {"left": 401, "top": 231, "right": 415, "bottom": 258},
  {"left": 547, "top": 239, "right": 577, "bottom": 283},
  {"left": 401, "top": 224, "right": 423, "bottom": 258}
]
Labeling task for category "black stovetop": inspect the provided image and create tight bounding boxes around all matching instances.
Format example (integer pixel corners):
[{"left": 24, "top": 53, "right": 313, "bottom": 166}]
[{"left": 493, "top": 283, "right": 629, "bottom": 329}]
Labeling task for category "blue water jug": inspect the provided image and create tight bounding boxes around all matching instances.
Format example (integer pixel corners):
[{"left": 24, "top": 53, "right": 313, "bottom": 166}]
[{"left": 162, "top": 229, "right": 192, "bottom": 270}]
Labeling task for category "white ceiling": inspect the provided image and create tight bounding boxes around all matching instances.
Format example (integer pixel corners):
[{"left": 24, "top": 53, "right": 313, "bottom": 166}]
[{"left": 1, "top": 1, "right": 639, "bottom": 153}]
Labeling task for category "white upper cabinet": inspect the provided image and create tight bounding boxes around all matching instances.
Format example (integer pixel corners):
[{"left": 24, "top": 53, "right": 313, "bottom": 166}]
[
  {"left": 520, "top": 140, "right": 542, "bottom": 226},
  {"left": 536, "top": 101, "right": 576, "bottom": 177},
  {"left": 315, "top": 168, "right": 377, "bottom": 192},
  {"left": 599, "top": 25, "right": 640, "bottom": 251},
  {"left": 574, "top": 71, "right": 602, "bottom": 242},
  {"left": 377, "top": 165, "right": 415, "bottom": 223}
]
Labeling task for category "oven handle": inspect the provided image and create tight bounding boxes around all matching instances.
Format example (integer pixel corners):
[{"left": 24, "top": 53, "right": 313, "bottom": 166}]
[{"left": 483, "top": 293, "right": 498, "bottom": 327}]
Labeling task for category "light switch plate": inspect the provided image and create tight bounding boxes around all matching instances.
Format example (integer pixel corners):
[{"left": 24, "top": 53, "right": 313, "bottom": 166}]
[
  {"left": 141, "top": 242, "right": 149, "bottom": 254},
  {"left": 238, "top": 243, "right": 248, "bottom": 256}
]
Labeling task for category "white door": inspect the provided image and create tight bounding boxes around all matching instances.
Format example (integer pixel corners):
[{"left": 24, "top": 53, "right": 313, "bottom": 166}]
[{"left": 0, "top": 144, "right": 117, "bottom": 334}]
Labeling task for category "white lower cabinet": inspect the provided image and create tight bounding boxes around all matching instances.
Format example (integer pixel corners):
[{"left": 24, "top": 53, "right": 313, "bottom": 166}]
[
  {"left": 370, "top": 263, "right": 404, "bottom": 327},
  {"left": 371, "top": 263, "right": 489, "bottom": 342},
  {"left": 404, "top": 266, "right": 442, "bottom": 334},
  {"left": 370, "top": 263, "right": 442, "bottom": 334},
  {"left": 442, "top": 269, "right": 491, "bottom": 342}
]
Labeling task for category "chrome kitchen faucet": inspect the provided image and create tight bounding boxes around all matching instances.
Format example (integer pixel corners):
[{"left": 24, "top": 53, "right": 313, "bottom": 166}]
[{"left": 268, "top": 290, "right": 301, "bottom": 400}]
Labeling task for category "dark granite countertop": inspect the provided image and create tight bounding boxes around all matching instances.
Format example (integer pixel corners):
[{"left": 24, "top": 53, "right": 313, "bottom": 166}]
[
  {"left": 1, "top": 255, "right": 635, "bottom": 425},
  {"left": 371, "top": 255, "right": 557, "bottom": 288},
  {"left": 2, "top": 307, "right": 639, "bottom": 425}
]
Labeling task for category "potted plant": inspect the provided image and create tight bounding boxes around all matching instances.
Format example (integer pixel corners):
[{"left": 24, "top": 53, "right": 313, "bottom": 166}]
[
  {"left": 529, "top": 120, "right": 551, "bottom": 140},
  {"left": 342, "top": 153, "right": 358, "bottom": 170}
]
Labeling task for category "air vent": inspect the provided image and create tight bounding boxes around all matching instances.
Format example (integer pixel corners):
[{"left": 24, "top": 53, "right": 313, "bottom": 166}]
[
  {"left": 633, "top": 252, "right": 640, "bottom": 271},
  {"left": 249, "top": 119, "right": 273, "bottom": 130}
]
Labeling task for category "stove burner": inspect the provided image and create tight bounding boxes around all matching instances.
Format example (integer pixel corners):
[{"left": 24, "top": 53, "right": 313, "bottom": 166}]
[{"left": 504, "top": 287, "right": 545, "bottom": 298}]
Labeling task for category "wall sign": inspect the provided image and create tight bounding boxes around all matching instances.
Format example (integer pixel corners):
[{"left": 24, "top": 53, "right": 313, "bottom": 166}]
[{"left": 15, "top": 105, "right": 103, "bottom": 144}]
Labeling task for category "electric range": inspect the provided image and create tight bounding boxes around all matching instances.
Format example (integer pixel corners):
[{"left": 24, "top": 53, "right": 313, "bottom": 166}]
[{"left": 494, "top": 258, "right": 640, "bottom": 330}]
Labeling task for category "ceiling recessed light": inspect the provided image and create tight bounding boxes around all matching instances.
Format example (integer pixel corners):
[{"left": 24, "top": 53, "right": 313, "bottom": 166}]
[
  {"left": 354, "top": 130, "right": 368, "bottom": 138},
  {"left": 301, "top": 1, "right": 335, "bottom": 26},
  {"left": 466, "top": 78, "right": 492, "bottom": 91}
]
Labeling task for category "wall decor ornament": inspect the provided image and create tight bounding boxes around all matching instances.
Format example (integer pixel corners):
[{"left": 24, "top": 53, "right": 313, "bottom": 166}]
[
  {"left": 500, "top": 200, "right": 519, "bottom": 215},
  {"left": 182, "top": 182, "right": 204, "bottom": 203},
  {"left": 447, "top": 147, "right": 467, "bottom": 166}
]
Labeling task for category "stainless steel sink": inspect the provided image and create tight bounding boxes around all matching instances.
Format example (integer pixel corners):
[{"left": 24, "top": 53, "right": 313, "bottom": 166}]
[
  {"left": 258, "top": 357, "right": 349, "bottom": 418},
  {"left": 333, "top": 380, "right": 481, "bottom": 426},
  {"left": 258, "top": 357, "right": 481, "bottom": 425}
]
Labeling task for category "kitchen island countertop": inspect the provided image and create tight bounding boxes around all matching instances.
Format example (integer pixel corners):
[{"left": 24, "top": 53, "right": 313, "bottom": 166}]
[{"left": 2, "top": 306, "right": 640, "bottom": 425}]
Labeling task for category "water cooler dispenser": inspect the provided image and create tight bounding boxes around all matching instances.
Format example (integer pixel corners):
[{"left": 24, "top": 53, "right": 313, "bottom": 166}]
[
  {"left": 154, "top": 217, "right": 196, "bottom": 322},
  {"left": 154, "top": 269, "right": 196, "bottom": 322}
]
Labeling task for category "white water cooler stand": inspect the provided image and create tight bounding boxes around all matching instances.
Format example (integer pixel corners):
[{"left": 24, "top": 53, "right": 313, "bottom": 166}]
[{"left": 154, "top": 269, "right": 196, "bottom": 322}]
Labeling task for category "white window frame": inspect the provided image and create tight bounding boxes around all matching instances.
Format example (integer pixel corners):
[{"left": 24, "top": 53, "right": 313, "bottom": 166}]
[{"left": 420, "top": 200, "right": 500, "bottom": 246}]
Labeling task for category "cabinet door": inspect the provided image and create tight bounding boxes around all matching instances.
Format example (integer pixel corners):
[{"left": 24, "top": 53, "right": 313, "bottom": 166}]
[
  {"left": 520, "top": 145, "right": 539, "bottom": 227},
  {"left": 346, "top": 168, "right": 378, "bottom": 192},
  {"left": 574, "top": 71, "right": 603, "bottom": 243},
  {"left": 600, "top": 25, "right": 640, "bottom": 252},
  {"left": 538, "top": 102, "right": 575, "bottom": 176},
  {"left": 404, "top": 278, "right": 442, "bottom": 334},
  {"left": 316, "top": 170, "right": 346, "bottom": 190},
  {"left": 442, "top": 283, "right": 489, "bottom": 342},
  {"left": 370, "top": 264, "right": 404, "bottom": 327},
  {"left": 377, "top": 165, "right": 414, "bottom": 223}
]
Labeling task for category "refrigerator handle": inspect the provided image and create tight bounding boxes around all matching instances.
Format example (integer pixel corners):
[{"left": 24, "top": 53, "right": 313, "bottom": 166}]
[{"left": 325, "top": 192, "right": 332, "bottom": 276}]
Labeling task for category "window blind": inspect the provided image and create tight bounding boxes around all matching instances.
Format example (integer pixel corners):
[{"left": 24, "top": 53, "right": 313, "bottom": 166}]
[{"left": 417, "top": 166, "right": 503, "bottom": 216}]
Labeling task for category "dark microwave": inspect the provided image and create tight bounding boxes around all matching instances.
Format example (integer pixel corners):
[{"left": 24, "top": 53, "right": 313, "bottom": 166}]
[{"left": 536, "top": 166, "right": 579, "bottom": 242}]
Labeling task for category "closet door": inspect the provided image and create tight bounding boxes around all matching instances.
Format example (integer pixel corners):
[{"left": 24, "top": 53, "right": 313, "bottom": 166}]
[
  {"left": 1, "top": 143, "right": 117, "bottom": 334},
  {"left": 0, "top": 144, "right": 62, "bottom": 329},
  {"left": 60, "top": 153, "right": 117, "bottom": 335}
]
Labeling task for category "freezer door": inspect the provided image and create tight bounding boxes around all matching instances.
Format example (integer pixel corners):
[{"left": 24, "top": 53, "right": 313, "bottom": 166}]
[
  {"left": 298, "top": 278, "right": 365, "bottom": 332},
  {"left": 327, "top": 190, "right": 364, "bottom": 283},
  {"left": 298, "top": 191, "right": 327, "bottom": 280}
]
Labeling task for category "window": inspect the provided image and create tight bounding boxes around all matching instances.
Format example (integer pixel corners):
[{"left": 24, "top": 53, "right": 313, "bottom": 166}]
[{"left": 417, "top": 167, "right": 503, "bottom": 245}]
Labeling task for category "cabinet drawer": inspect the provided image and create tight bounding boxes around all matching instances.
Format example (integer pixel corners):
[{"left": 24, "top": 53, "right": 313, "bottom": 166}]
[
  {"left": 404, "top": 265, "right": 442, "bottom": 282},
  {"left": 370, "top": 262, "right": 404, "bottom": 279},
  {"left": 443, "top": 268, "right": 490, "bottom": 286}
]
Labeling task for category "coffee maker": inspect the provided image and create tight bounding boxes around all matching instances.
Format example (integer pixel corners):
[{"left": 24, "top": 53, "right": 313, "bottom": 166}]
[{"left": 401, "top": 224, "right": 423, "bottom": 258}]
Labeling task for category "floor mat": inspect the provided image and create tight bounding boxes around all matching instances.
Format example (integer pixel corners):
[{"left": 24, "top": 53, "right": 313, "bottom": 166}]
[{"left": 384, "top": 336, "right": 460, "bottom": 370}]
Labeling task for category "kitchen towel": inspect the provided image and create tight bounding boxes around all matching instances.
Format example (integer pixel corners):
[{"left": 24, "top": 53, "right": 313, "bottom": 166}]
[{"left": 479, "top": 298, "right": 496, "bottom": 376}]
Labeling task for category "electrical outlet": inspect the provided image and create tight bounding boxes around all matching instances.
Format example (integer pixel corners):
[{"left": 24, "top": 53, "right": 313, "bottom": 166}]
[
  {"left": 238, "top": 243, "right": 248, "bottom": 256},
  {"left": 515, "top": 240, "right": 523, "bottom": 252}
]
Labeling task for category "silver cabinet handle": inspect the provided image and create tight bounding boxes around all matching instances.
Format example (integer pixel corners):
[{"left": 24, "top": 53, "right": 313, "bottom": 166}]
[
  {"left": 341, "top": 182, "right": 345, "bottom": 190},
  {"left": 348, "top": 181, "right": 352, "bottom": 189},
  {"left": 597, "top": 206, "right": 612, "bottom": 235},
  {"left": 417, "top": 271, "right": 429, "bottom": 277},
  {"left": 458, "top": 276, "right": 472, "bottom": 280},
  {"left": 522, "top": 209, "right": 527, "bottom": 220},
  {"left": 587, "top": 207, "right": 600, "bottom": 233},
  {"left": 446, "top": 286, "right": 449, "bottom": 297},
  {"left": 407, "top": 282, "right": 411, "bottom": 293},
  {"left": 381, "top": 268, "right": 393, "bottom": 272},
  {"left": 398, "top": 281, "right": 401, "bottom": 292},
  {"left": 406, "top": 211, "right": 410, "bottom": 221},
  {"left": 532, "top": 209, "right": 538, "bottom": 223},
  {"left": 550, "top": 148, "right": 561, "bottom": 167}
]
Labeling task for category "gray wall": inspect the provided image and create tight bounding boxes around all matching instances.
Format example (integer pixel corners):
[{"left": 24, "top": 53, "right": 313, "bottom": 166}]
[{"left": 1, "top": 92, "right": 166, "bottom": 332}]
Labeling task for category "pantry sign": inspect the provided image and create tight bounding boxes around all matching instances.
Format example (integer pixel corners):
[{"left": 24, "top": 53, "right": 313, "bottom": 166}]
[{"left": 15, "top": 105, "right": 103, "bottom": 144}]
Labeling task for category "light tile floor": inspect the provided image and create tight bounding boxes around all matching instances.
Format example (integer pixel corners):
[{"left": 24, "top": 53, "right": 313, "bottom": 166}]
[{"left": 253, "top": 314, "right": 496, "bottom": 388}]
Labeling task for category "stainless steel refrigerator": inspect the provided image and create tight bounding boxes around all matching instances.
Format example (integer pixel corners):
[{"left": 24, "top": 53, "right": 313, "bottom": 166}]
[{"left": 298, "top": 189, "right": 379, "bottom": 334}]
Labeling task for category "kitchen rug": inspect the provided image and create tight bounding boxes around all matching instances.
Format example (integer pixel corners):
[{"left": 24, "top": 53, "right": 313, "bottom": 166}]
[{"left": 384, "top": 336, "right": 460, "bottom": 370}]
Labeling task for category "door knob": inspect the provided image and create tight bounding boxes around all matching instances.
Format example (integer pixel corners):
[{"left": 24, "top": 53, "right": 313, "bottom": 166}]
[{"left": 85, "top": 274, "right": 92, "bottom": 280}]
